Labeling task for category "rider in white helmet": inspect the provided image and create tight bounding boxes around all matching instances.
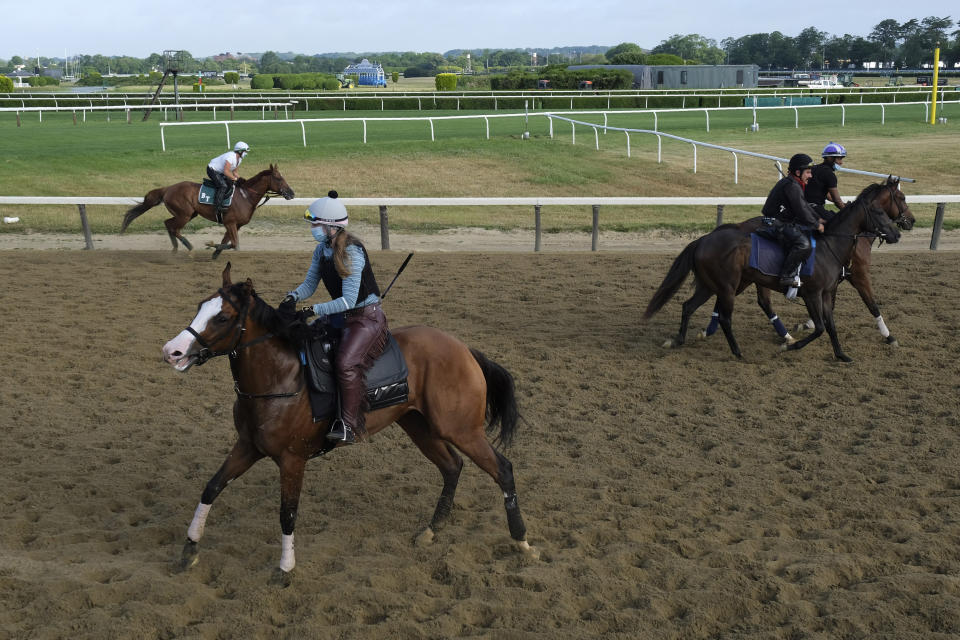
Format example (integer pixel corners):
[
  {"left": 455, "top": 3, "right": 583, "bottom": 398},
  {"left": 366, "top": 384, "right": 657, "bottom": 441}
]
[
  {"left": 207, "top": 141, "right": 250, "bottom": 218},
  {"left": 806, "top": 142, "right": 846, "bottom": 222}
]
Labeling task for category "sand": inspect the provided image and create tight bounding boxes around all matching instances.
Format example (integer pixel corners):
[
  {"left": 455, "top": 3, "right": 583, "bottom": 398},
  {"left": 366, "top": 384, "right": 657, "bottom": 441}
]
[{"left": 1, "top": 233, "right": 959, "bottom": 639}]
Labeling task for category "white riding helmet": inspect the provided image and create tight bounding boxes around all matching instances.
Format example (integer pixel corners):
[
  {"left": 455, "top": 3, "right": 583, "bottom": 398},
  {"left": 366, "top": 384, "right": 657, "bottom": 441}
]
[
  {"left": 234, "top": 141, "right": 250, "bottom": 153},
  {"left": 304, "top": 190, "right": 348, "bottom": 227}
]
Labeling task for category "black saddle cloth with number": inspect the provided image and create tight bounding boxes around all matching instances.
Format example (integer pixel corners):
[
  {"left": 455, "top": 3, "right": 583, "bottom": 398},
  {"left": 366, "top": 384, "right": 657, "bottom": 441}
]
[{"left": 302, "top": 330, "right": 409, "bottom": 421}]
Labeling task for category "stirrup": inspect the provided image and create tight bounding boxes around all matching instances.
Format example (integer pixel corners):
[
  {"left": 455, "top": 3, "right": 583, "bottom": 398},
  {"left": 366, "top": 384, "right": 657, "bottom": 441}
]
[{"left": 326, "top": 419, "right": 356, "bottom": 444}]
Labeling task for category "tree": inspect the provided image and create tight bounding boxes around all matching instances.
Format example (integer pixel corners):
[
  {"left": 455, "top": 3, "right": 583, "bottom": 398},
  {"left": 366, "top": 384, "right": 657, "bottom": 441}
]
[
  {"left": 0, "top": 75, "right": 13, "bottom": 92},
  {"left": 869, "top": 19, "right": 903, "bottom": 65},
  {"left": 795, "top": 27, "right": 828, "bottom": 67},
  {"left": 645, "top": 53, "right": 684, "bottom": 65},
  {"left": 651, "top": 34, "right": 725, "bottom": 64},
  {"left": 605, "top": 42, "right": 643, "bottom": 61},
  {"left": 609, "top": 52, "right": 646, "bottom": 65}
]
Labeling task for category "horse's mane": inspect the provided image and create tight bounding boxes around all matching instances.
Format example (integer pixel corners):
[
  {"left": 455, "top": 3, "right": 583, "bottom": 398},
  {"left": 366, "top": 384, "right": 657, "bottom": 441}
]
[
  {"left": 824, "top": 181, "right": 884, "bottom": 231},
  {"left": 235, "top": 167, "right": 271, "bottom": 189}
]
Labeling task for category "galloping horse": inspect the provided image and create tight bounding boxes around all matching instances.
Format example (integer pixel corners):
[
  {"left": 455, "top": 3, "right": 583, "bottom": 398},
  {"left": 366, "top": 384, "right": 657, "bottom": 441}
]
[
  {"left": 161, "top": 264, "right": 537, "bottom": 582},
  {"left": 700, "top": 177, "right": 915, "bottom": 345},
  {"left": 644, "top": 184, "right": 902, "bottom": 362},
  {"left": 121, "top": 164, "right": 295, "bottom": 259}
]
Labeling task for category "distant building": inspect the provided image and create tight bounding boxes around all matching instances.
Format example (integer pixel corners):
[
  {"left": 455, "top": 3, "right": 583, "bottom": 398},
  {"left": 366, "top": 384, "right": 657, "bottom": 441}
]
[
  {"left": 342, "top": 59, "right": 386, "bottom": 87},
  {"left": 567, "top": 64, "right": 759, "bottom": 89}
]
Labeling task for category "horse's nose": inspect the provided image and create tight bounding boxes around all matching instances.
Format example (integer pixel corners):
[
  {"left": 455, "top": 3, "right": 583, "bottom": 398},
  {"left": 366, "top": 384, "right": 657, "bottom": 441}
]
[{"left": 162, "top": 343, "right": 183, "bottom": 363}]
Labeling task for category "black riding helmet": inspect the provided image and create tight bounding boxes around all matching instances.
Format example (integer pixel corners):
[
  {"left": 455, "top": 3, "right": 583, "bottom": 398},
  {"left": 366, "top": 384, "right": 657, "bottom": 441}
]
[{"left": 788, "top": 153, "right": 815, "bottom": 174}]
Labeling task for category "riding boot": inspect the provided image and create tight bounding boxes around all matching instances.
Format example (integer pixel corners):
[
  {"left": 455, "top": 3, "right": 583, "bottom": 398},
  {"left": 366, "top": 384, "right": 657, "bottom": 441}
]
[
  {"left": 327, "top": 374, "right": 367, "bottom": 444},
  {"left": 778, "top": 251, "right": 804, "bottom": 288}
]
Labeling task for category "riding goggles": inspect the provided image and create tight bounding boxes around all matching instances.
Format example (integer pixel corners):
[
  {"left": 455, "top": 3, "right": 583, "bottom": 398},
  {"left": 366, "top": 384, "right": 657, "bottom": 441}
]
[{"left": 304, "top": 210, "right": 348, "bottom": 225}]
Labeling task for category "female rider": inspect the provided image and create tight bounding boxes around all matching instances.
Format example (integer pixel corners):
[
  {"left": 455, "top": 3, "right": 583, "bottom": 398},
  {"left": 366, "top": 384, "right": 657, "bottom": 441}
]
[{"left": 282, "top": 191, "right": 388, "bottom": 444}]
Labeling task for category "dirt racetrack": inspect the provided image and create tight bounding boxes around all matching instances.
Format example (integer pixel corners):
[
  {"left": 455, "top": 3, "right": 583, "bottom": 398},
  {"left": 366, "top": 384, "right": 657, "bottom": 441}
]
[{"left": 2, "top": 243, "right": 959, "bottom": 639}]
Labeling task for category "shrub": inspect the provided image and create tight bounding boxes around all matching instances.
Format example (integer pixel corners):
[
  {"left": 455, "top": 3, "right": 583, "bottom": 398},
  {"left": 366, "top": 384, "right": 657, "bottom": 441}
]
[
  {"left": 435, "top": 73, "right": 457, "bottom": 91},
  {"left": 403, "top": 66, "right": 434, "bottom": 78},
  {"left": 224, "top": 71, "right": 239, "bottom": 84},
  {"left": 0, "top": 75, "right": 12, "bottom": 92},
  {"left": 250, "top": 74, "right": 275, "bottom": 89}
]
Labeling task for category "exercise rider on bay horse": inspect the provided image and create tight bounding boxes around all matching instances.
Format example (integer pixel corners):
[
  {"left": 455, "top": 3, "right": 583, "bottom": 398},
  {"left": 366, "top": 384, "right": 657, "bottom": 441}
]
[{"left": 207, "top": 141, "right": 250, "bottom": 221}]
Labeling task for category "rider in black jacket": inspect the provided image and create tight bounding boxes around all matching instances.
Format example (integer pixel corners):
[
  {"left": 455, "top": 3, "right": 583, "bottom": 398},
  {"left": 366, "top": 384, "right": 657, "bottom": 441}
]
[{"left": 761, "top": 153, "right": 825, "bottom": 289}]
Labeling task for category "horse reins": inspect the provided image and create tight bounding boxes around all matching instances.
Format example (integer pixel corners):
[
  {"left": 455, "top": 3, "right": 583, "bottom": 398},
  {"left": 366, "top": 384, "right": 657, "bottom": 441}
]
[
  {"left": 817, "top": 200, "right": 892, "bottom": 267},
  {"left": 185, "top": 288, "right": 304, "bottom": 400}
]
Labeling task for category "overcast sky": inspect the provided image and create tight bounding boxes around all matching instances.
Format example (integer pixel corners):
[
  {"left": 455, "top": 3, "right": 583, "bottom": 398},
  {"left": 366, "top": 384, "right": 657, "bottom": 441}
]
[{"left": 3, "top": 0, "right": 955, "bottom": 60}]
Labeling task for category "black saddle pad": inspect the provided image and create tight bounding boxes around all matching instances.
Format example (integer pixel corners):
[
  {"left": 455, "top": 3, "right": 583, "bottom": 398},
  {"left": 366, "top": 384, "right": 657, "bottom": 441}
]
[{"left": 303, "top": 332, "right": 409, "bottom": 421}]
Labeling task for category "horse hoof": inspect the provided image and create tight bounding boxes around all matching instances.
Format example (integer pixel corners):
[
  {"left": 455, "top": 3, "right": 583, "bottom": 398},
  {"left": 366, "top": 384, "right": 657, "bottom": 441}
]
[
  {"left": 885, "top": 337, "right": 898, "bottom": 347},
  {"left": 661, "top": 339, "right": 675, "bottom": 349},
  {"left": 516, "top": 540, "right": 541, "bottom": 560},
  {"left": 780, "top": 343, "right": 790, "bottom": 352},
  {"left": 270, "top": 567, "right": 293, "bottom": 588},
  {"left": 414, "top": 527, "right": 435, "bottom": 548},
  {"left": 697, "top": 330, "right": 707, "bottom": 340},
  {"left": 838, "top": 354, "right": 854, "bottom": 363},
  {"left": 180, "top": 540, "right": 199, "bottom": 571},
  {"left": 783, "top": 334, "right": 797, "bottom": 346}
]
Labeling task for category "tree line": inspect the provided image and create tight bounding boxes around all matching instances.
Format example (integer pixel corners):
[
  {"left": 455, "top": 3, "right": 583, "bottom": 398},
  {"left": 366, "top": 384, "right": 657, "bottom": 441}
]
[{"left": 1, "top": 16, "right": 956, "bottom": 80}]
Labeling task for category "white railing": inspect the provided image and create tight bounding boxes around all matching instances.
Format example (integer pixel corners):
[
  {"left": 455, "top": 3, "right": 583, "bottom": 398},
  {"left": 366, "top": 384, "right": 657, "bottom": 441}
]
[
  {"left": 1, "top": 195, "right": 956, "bottom": 251},
  {"left": 2, "top": 101, "right": 298, "bottom": 124},
  {"left": 544, "top": 113, "right": 920, "bottom": 185},
  {"left": 154, "top": 99, "right": 944, "bottom": 153}
]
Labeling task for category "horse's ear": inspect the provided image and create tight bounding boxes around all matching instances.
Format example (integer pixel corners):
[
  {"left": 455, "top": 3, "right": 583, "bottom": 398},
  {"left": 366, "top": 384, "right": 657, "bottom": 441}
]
[
  {"left": 243, "top": 277, "right": 254, "bottom": 294},
  {"left": 222, "top": 262, "right": 233, "bottom": 287}
]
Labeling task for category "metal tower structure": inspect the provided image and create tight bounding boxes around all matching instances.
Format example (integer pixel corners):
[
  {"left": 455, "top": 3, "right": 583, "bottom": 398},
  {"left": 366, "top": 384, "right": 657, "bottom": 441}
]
[{"left": 143, "top": 50, "right": 188, "bottom": 121}]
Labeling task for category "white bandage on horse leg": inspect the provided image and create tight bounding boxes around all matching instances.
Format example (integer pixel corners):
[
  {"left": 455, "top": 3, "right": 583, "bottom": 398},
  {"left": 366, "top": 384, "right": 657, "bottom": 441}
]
[
  {"left": 187, "top": 503, "right": 212, "bottom": 542},
  {"left": 280, "top": 534, "right": 296, "bottom": 572},
  {"left": 876, "top": 315, "right": 890, "bottom": 338}
]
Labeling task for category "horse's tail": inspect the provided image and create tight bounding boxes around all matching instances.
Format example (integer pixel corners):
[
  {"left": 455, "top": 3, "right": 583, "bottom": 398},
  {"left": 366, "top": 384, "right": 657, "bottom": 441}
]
[
  {"left": 470, "top": 348, "right": 520, "bottom": 449},
  {"left": 121, "top": 187, "right": 165, "bottom": 233},
  {"left": 643, "top": 237, "right": 701, "bottom": 319}
]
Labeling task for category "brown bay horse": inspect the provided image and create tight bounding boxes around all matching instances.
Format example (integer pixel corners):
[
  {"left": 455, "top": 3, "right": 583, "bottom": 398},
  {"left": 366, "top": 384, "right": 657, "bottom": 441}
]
[
  {"left": 161, "top": 264, "right": 537, "bottom": 583},
  {"left": 699, "top": 177, "right": 915, "bottom": 345},
  {"left": 122, "top": 164, "right": 295, "bottom": 259},
  {"left": 644, "top": 183, "right": 903, "bottom": 362}
]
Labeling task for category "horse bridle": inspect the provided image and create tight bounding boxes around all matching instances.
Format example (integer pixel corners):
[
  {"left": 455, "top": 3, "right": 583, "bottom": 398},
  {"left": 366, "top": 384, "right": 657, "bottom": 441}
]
[
  {"left": 255, "top": 177, "right": 293, "bottom": 209},
  {"left": 885, "top": 182, "right": 910, "bottom": 229},
  {"left": 185, "top": 288, "right": 303, "bottom": 399},
  {"left": 185, "top": 287, "right": 253, "bottom": 366}
]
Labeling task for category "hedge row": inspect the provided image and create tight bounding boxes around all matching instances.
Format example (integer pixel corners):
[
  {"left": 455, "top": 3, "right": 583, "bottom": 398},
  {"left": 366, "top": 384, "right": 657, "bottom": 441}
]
[
  {"left": 491, "top": 69, "right": 634, "bottom": 90},
  {"left": 250, "top": 73, "right": 339, "bottom": 91}
]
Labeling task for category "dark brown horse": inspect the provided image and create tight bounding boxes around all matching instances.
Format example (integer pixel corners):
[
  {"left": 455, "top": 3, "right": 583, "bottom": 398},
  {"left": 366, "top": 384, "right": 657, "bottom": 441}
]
[
  {"left": 122, "top": 164, "right": 294, "bottom": 259},
  {"left": 699, "top": 177, "right": 915, "bottom": 345},
  {"left": 644, "top": 183, "right": 903, "bottom": 362},
  {"left": 161, "top": 263, "right": 537, "bottom": 583}
]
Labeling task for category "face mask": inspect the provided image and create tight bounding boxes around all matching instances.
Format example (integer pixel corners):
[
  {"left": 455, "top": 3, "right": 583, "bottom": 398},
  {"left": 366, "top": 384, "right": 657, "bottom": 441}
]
[{"left": 310, "top": 226, "right": 327, "bottom": 243}]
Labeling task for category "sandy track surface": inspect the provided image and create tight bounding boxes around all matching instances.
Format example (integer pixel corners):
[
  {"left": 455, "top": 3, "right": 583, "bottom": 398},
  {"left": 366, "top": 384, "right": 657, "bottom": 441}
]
[
  {"left": 0, "top": 223, "right": 957, "bottom": 253},
  {"left": 1, "top": 246, "right": 959, "bottom": 639}
]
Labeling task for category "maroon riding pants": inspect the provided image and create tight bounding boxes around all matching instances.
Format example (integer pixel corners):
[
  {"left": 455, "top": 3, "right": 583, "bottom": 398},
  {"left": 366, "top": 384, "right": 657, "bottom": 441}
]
[{"left": 337, "top": 303, "right": 388, "bottom": 436}]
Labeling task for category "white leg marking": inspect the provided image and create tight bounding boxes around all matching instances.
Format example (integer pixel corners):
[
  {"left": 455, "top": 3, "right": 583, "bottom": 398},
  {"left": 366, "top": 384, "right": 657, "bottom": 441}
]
[
  {"left": 415, "top": 526, "right": 435, "bottom": 547},
  {"left": 876, "top": 315, "right": 890, "bottom": 338},
  {"left": 516, "top": 539, "right": 541, "bottom": 560},
  {"left": 804, "top": 318, "right": 815, "bottom": 330},
  {"left": 187, "top": 502, "right": 211, "bottom": 542},
  {"left": 280, "top": 534, "right": 296, "bottom": 572}
]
